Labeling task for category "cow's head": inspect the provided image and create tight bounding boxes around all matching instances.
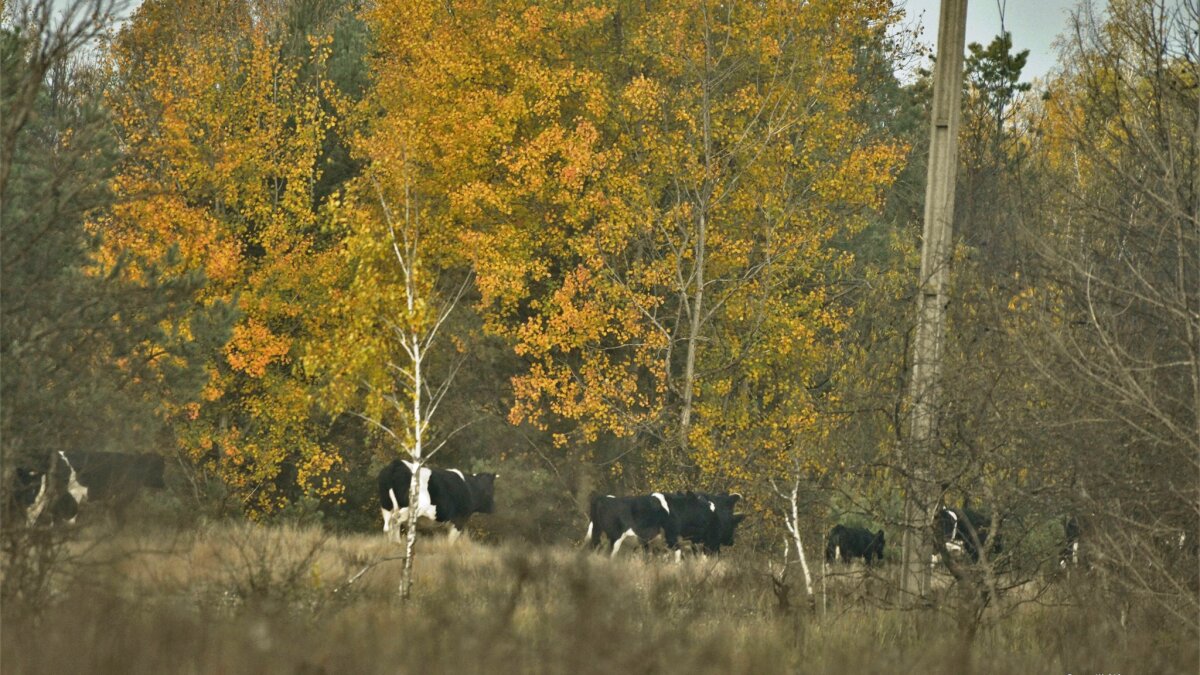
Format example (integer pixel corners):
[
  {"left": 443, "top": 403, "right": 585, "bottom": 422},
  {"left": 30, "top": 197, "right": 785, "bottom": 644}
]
[
  {"left": 872, "top": 529, "right": 886, "bottom": 559},
  {"left": 14, "top": 467, "right": 41, "bottom": 488},
  {"left": 708, "top": 493, "right": 746, "bottom": 547},
  {"left": 138, "top": 454, "right": 167, "bottom": 489},
  {"left": 471, "top": 472, "right": 497, "bottom": 513},
  {"left": 826, "top": 524, "right": 845, "bottom": 561},
  {"left": 12, "top": 468, "right": 43, "bottom": 506}
]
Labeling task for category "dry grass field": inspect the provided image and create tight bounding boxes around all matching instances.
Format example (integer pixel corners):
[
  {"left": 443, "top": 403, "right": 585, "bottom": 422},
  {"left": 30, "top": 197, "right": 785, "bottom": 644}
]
[{"left": 2, "top": 521, "right": 1196, "bottom": 674}]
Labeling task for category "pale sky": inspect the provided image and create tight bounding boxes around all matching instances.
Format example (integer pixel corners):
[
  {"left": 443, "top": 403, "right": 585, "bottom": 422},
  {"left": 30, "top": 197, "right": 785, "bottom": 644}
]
[{"left": 901, "top": 0, "right": 1084, "bottom": 81}]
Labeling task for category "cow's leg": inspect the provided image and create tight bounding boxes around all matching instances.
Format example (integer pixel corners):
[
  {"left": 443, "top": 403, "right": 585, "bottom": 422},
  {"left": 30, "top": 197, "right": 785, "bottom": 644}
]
[
  {"left": 663, "top": 524, "right": 682, "bottom": 564},
  {"left": 611, "top": 529, "right": 637, "bottom": 558},
  {"left": 586, "top": 522, "right": 597, "bottom": 549},
  {"left": 26, "top": 475, "right": 48, "bottom": 526},
  {"left": 448, "top": 518, "right": 469, "bottom": 543},
  {"left": 392, "top": 506, "right": 413, "bottom": 544}
]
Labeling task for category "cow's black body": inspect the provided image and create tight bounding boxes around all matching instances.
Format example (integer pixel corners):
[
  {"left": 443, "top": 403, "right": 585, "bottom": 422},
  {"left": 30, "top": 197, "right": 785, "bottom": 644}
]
[
  {"left": 377, "top": 459, "right": 415, "bottom": 516},
  {"left": 427, "top": 467, "right": 497, "bottom": 529},
  {"left": 68, "top": 451, "right": 165, "bottom": 501},
  {"left": 825, "top": 524, "right": 885, "bottom": 564}
]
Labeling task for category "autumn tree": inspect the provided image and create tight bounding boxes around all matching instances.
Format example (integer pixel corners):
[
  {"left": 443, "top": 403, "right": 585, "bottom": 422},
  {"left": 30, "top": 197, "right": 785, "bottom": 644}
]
[
  {"left": 1021, "top": 0, "right": 1199, "bottom": 627},
  {"left": 365, "top": 1, "right": 900, "bottom": 493},
  {"left": 1, "top": 0, "right": 231, "bottom": 606},
  {"left": 103, "top": 0, "right": 358, "bottom": 515}
]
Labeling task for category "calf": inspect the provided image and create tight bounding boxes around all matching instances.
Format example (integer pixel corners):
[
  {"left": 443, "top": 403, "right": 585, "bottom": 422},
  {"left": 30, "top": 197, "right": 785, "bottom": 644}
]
[
  {"left": 587, "top": 492, "right": 711, "bottom": 560},
  {"left": 825, "top": 524, "right": 885, "bottom": 565},
  {"left": 377, "top": 460, "right": 496, "bottom": 542}
]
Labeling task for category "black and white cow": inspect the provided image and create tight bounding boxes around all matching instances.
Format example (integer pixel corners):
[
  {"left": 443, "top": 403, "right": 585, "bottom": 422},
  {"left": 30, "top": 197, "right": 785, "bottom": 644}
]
[
  {"left": 825, "top": 524, "right": 886, "bottom": 565},
  {"left": 587, "top": 491, "right": 714, "bottom": 560},
  {"left": 676, "top": 492, "right": 747, "bottom": 554},
  {"left": 377, "top": 459, "right": 497, "bottom": 542},
  {"left": 935, "top": 507, "right": 999, "bottom": 562},
  {"left": 11, "top": 450, "right": 162, "bottom": 525}
]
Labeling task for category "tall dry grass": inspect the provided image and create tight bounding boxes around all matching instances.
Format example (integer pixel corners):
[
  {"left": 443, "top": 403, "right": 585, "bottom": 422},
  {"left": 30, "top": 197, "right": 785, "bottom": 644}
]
[{"left": 2, "top": 522, "right": 1196, "bottom": 674}]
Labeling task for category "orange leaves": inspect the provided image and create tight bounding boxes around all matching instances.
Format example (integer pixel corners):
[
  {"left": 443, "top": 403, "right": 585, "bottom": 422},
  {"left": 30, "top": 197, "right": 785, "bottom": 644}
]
[{"left": 225, "top": 319, "right": 291, "bottom": 378}]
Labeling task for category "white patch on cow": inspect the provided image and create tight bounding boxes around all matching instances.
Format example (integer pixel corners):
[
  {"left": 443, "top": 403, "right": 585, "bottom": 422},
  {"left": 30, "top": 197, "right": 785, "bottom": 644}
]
[
  {"left": 26, "top": 474, "right": 49, "bottom": 526},
  {"left": 945, "top": 540, "right": 964, "bottom": 555},
  {"left": 930, "top": 553, "right": 940, "bottom": 568},
  {"left": 1179, "top": 532, "right": 1187, "bottom": 549},
  {"left": 58, "top": 451, "right": 88, "bottom": 505},
  {"left": 945, "top": 509, "right": 960, "bottom": 543},
  {"left": 586, "top": 521, "right": 594, "bottom": 541},
  {"left": 834, "top": 545, "right": 842, "bottom": 563},
  {"left": 708, "top": 501, "right": 716, "bottom": 512},
  {"left": 606, "top": 494, "right": 615, "bottom": 498},
  {"left": 449, "top": 468, "right": 466, "bottom": 482},
  {"left": 405, "top": 465, "right": 438, "bottom": 524},
  {"left": 448, "top": 525, "right": 463, "bottom": 543},
  {"left": 674, "top": 548, "right": 682, "bottom": 564},
  {"left": 612, "top": 528, "right": 637, "bottom": 557},
  {"left": 1072, "top": 541, "right": 1079, "bottom": 563},
  {"left": 652, "top": 492, "right": 669, "bottom": 514},
  {"left": 384, "top": 487, "right": 403, "bottom": 540}
]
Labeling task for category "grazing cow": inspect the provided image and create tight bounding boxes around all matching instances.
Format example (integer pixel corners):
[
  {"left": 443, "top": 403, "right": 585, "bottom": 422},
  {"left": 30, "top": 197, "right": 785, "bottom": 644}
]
[
  {"left": 377, "top": 459, "right": 497, "bottom": 542},
  {"left": 587, "top": 492, "right": 712, "bottom": 560},
  {"left": 936, "top": 507, "right": 999, "bottom": 562},
  {"left": 12, "top": 450, "right": 161, "bottom": 525},
  {"left": 825, "top": 524, "right": 886, "bottom": 565}
]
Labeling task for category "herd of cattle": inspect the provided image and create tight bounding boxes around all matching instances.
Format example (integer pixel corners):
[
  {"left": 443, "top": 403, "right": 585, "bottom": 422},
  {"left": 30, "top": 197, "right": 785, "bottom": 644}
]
[
  {"left": 374, "top": 458, "right": 1050, "bottom": 567},
  {"left": 8, "top": 453, "right": 1100, "bottom": 570}
]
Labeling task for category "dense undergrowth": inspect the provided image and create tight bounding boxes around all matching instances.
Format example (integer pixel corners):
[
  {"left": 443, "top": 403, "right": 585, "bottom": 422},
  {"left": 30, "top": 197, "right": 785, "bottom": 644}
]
[{"left": 2, "top": 522, "right": 1195, "bottom": 674}]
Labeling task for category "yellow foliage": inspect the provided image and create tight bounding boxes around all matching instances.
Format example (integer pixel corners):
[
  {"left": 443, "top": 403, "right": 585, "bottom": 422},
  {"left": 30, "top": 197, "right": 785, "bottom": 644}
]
[{"left": 104, "top": 0, "right": 347, "bottom": 514}]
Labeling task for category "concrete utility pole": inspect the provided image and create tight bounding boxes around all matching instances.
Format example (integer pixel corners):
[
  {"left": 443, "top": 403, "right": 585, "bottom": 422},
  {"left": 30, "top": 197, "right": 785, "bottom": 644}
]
[{"left": 899, "top": 0, "right": 968, "bottom": 603}]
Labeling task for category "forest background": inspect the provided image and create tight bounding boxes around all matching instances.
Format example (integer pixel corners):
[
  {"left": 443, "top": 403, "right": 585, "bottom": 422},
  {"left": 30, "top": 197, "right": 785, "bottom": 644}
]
[{"left": 1, "top": 0, "right": 1196, "bottom": 665}]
